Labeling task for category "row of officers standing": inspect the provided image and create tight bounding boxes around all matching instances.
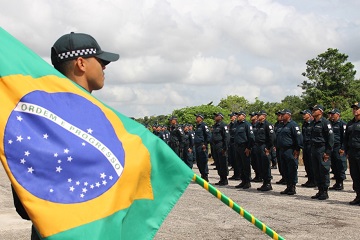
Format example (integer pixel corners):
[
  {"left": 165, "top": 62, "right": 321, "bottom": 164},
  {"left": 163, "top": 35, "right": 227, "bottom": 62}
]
[{"left": 152, "top": 102, "right": 360, "bottom": 205}]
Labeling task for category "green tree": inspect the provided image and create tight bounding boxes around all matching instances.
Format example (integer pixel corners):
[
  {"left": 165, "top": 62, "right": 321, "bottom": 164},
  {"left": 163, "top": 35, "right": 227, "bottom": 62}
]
[
  {"left": 300, "top": 48, "right": 359, "bottom": 110},
  {"left": 218, "top": 95, "right": 249, "bottom": 112}
]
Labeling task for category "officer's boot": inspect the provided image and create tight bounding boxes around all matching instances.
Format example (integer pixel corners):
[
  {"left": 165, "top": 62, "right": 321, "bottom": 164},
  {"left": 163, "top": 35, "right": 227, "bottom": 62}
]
[
  {"left": 349, "top": 193, "right": 360, "bottom": 205},
  {"left": 318, "top": 187, "right": 329, "bottom": 200},
  {"left": 311, "top": 187, "right": 322, "bottom": 199},
  {"left": 280, "top": 184, "right": 290, "bottom": 194},
  {"left": 329, "top": 180, "right": 344, "bottom": 191},
  {"left": 202, "top": 175, "right": 209, "bottom": 182},
  {"left": 287, "top": 185, "right": 296, "bottom": 195}
]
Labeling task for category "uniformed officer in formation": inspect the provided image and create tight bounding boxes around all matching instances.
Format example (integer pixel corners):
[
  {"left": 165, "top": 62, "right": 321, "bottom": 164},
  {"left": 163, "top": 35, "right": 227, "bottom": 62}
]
[
  {"left": 228, "top": 112, "right": 241, "bottom": 180},
  {"left": 255, "top": 110, "right": 275, "bottom": 191},
  {"left": 233, "top": 111, "right": 255, "bottom": 189},
  {"left": 277, "top": 109, "right": 303, "bottom": 195},
  {"left": 212, "top": 113, "right": 230, "bottom": 185},
  {"left": 249, "top": 112, "right": 262, "bottom": 182},
  {"left": 274, "top": 111, "right": 286, "bottom": 185},
  {"left": 194, "top": 113, "right": 212, "bottom": 182},
  {"left": 328, "top": 108, "right": 347, "bottom": 191},
  {"left": 344, "top": 102, "right": 360, "bottom": 205},
  {"left": 309, "top": 104, "right": 334, "bottom": 200},
  {"left": 182, "top": 124, "right": 195, "bottom": 168},
  {"left": 300, "top": 109, "right": 316, "bottom": 188},
  {"left": 168, "top": 116, "right": 185, "bottom": 158}
]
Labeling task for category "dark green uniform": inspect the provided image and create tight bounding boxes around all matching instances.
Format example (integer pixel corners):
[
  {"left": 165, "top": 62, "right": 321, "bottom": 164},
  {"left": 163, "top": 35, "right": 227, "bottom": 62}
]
[
  {"left": 310, "top": 113, "right": 334, "bottom": 200},
  {"left": 212, "top": 120, "right": 230, "bottom": 185},
  {"left": 234, "top": 117, "right": 255, "bottom": 188}
]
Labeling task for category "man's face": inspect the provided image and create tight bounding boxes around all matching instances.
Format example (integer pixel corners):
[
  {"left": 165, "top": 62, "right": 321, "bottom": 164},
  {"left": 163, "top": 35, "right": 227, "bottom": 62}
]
[
  {"left": 258, "top": 114, "right": 266, "bottom": 122},
  {"left": 250, "top": 115, "right": 257, "bottom": 122},
  {"left": 230, "top": 115, "right": 237, "bottom": 121},
  {"left": 312, "top": 109, "right": 322, "bottom": 118},
  {"left": 330, "top": 113, "right": 340, "bottom": 121},
  {"left": 277, "top": 114, "right": 282, "bottom": 121},
  {"left": 82, "top": 57, "right": 106, "bottom": 92},
  {"left": 196, "top": 116, "right": 202, "bottom": 124},
  {"left": 170, "top": 119, "right": 177, "bottom": 125},
  {"left": 282, "top": 113, "right": 290, "bottom": 122},
  {"left": 302, "top": 113, "right": 310, "bottom": 121},
  {"left": 237, "top": 114, "right": 245, "bottom": 122}
]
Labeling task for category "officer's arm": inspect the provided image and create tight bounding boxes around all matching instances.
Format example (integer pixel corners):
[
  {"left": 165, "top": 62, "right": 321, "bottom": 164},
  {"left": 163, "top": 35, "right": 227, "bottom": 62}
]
[
  {"left": 292, "top": 124, "right": 303, "bottom": 151},
  {"left": 247, "top": 124, "right": 255, "bottom": 149},
  {"left": 324, "top": 122, "right": 334, "bottom": 155},
  {"left": 265, "top": 123, "right": 275, "bottom": 150}
]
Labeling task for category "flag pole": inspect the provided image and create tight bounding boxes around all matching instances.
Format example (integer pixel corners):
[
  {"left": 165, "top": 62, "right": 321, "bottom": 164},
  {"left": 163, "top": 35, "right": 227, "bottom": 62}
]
[{"left": 192, "top": 174, "right": 285, "bottom": 240}]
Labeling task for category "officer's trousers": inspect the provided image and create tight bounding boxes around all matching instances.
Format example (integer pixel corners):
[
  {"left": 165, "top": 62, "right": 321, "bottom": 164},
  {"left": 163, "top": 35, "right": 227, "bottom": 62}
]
[
  {"left": 311, "top": 145, "right": 331, "bottom": 188},
  {"left": 256, "top": 144, "right": 272, "bottom": 183},
  {"left": 195, "top": 145, "right": 209, "bottom": 178},
  {"left": 251, "top": 145, "right": 261, "bottom": 178},
  {"left": 303, "top": 143, "right": 314, "bottom": 183},
  {"left": 330, "top": 145, "right": 347, "bottom": 181},
  {"left": 348, "top": 148, "right": 360, "bottom": 194},
  {"left": 213, "top": 145, "right": 228, "bottom": 179},
  {"left": 280, "top": 148, "right": 298, "bottom": 185},
  {"left": 235, "top": 144, "right": 251, "bottom": 183}
]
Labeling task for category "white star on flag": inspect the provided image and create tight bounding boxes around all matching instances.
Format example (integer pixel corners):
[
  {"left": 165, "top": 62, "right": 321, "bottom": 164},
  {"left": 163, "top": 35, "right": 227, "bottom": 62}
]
[
  {"left": 20, "top": 159, "right": 26, "bottom": 164},
  {"left": 16, "top": 135, "right": 23, "bottom": 142},
  {"left": 100, "top": 173, "right": 106, "bottom": 179},
  {"left": 28, "top": 167, "right": 34, "bottom": 173},
  {"left": 24, "top": 151, "right": 30, "bottom": 156},
  {"left": 69, "top": 186, "right": 75, "bottom": 192},
  {"left": 87, "top": 128, "right": 93, "bottom": 134},
  {"left": 17, "top": 116, "right": 23, "bottom": 121},
  {"left": 68, "top": 178, "right": 72, "bottom": 183},
  {"left": 27, "top": 136, "right": 31, "bottom": 140},
  {"left": 56, "top": 166, "right": 62, "bottom": 173},
  {"left": 43, "top": 133, "right": 49, "bottom": 139},
  {"left": 64, "top": 148, "right": 69, "bottom": 154},
  {"left": 8, "top": 140, "right": 13, "bottom": 144},
  {"left": 54, "top": 153, "right": 58, "bottom": 157},
  {"left": 67, "top": 156, "right": 73, "bottom": 162}
]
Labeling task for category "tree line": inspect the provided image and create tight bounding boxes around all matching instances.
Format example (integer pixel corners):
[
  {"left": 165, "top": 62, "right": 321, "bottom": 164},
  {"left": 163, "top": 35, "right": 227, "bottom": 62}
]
[{"left": 135, "top": 48, "right": 360, "bottom": 127}]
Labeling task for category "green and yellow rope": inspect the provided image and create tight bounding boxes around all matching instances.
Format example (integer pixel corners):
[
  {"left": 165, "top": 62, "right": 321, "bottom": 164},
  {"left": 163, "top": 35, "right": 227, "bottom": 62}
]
[{"left": 192, "top": 174, "right": 285, "bottom": 240}]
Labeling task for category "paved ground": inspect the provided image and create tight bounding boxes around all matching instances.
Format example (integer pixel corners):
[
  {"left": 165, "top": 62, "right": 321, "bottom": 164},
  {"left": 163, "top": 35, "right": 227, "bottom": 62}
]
[{"left": 2, "top": 161, "right": 360, "bottom": 240}]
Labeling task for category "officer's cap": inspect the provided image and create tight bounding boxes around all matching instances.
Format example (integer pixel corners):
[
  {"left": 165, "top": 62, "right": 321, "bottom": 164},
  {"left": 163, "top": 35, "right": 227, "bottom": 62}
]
[
  {"left": 351, "top": 102, "right": 360, "bottom": 108},
  {"left": 257, "top": 110, "right": 267, "bottom": 116},
  {"left": 310, "top": 104, "right": 324, "bottom": 112},
  {"left": 236, "top": 111, "right": 246, "bottom": 116},
  {"left": 249, "top": 111, "right": 257, "bottom": 117},
  {"left": 213, "top": 112, "right": 224, "bottom": 118},
  {"left": 328, "top": 108, "right": 341, "bottom": 114},
  {"left": 275, "top": 110, "right": 282, "bottom": 115},
  {"left": 280, "top": 109, "right": 292, "bottom": 115},
  {"left": 168, "top": 115, "right": 177, "bottom": 120},
  {"left": 194, "top": 113, "right": 204, "bottom": 119},
  {"left": 228, "top": 112, "right": 238, "bottom": 117},
  {"left": 300, "top": 109, "right": 311, "bottom": 115}
]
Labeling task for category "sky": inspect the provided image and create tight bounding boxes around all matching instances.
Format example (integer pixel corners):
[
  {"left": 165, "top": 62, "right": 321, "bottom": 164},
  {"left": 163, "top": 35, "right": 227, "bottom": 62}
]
[{"left": 2, "top": 0, "right": 360, "bottom": 118}]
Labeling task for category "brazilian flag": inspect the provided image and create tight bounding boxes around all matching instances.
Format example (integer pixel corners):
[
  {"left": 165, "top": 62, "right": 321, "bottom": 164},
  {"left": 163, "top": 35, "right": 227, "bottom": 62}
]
[{"left": 0, "top": 27, "right": 194, "bottom": 240}]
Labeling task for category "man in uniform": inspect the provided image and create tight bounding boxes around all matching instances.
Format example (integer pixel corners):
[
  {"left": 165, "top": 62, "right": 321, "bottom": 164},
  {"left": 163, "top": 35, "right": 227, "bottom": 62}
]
[
  {"left": 249, "top": 111, "right": 262, "bottom": 182},
  {"left": 277, "top": 109, "right": 303, "bottom": 195},
  {"left": 300, "top": 109, "right": 316, "bottom": 188},
  {"left": 255, "top": 110, "right": 275, "bottom": 191},
  {"left": 274, "top": 111, "right": 286, "bottom": 185},
  {"left": 310, "top": 104, "right": 334, "bottom": 200},
  {"left": 212, "top": 113, "right": 230, "bottom": 185},
  {"left": 168, "top": 116, "right": 184, "bottom": 158},
  {"left": 194, "top": 114, "right": 211, "bottom": 182},
  {"left": 328, "top": 108, "right": 347, "bottom": 191},
  {"left": 344, "top": 102, "right": 360, "bottom": 205},
  {"left": 228, "top": 112, "right": 241, "bottom": 180},
  {"left": 233, "top": 111, "right": 255, "bottom": 189},
  {"left": 183, "top": 124, "right": 194, "bottom": 168},
  {"left": 15, "top": 31, "right": 120, "bottom": 240}
]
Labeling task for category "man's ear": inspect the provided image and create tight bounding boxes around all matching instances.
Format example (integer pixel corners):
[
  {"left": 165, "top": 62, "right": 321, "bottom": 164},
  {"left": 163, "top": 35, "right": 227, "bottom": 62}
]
[{"left": 75, "top": 57, "right": 87, "bottom": 72}]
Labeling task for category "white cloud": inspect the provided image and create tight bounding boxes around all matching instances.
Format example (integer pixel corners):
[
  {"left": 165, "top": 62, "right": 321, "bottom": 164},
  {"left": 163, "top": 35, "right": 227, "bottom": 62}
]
[{"left": 2, "top": 0, "right": 360, "bottom": 118}]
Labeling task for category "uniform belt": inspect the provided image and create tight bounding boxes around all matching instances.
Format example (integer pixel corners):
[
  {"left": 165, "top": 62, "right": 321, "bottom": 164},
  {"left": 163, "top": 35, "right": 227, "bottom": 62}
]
[{"left": 311, "top": 142, "right": 325, "bottom": 147}]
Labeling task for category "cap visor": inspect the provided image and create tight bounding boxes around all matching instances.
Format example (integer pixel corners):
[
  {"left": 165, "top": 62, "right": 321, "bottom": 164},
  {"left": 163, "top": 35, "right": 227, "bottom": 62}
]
[{"left": 97, "top": 51, "right": 120, "bottom": 63}]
